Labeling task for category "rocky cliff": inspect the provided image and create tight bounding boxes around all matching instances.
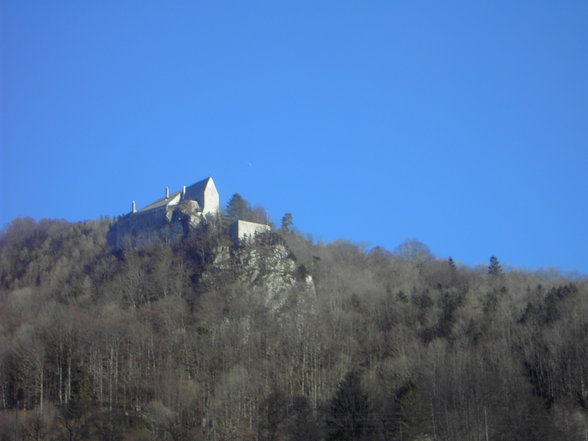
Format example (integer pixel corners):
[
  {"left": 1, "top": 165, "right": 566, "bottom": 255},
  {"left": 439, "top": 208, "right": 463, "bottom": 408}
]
[
  {"left": 108, "top": 210, "right": 315, "bottom": 310},
  {"left": 200, "top": 237, "right": 316, "bottom": 311}
]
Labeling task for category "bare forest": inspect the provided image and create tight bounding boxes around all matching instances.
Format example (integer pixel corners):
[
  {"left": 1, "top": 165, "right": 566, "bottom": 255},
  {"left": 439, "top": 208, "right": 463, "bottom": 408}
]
[{"left": 0, "top": 216, "right": 587, "bottom": 441}]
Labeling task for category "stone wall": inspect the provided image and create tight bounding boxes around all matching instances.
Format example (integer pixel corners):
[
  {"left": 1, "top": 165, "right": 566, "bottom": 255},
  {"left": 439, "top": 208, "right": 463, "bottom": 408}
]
[
  {"left": 230, "top": 220, "right": 271, "bottom": 243},
  {"left": 108, "top": 202, "right": 203, "bottom": 248}
]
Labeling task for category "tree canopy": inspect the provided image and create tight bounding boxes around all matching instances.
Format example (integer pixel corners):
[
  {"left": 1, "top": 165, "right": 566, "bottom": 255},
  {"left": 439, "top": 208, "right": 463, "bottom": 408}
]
[{"left": 0, "top": 217, "right": 586, "bottom": 440}]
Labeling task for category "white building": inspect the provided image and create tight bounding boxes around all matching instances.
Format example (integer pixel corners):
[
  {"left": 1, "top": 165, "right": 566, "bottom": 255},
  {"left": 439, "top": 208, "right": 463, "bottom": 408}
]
[
  {"left": 122, "top": 176, "right": 270, "bottom": 245},
  {"left": 134, "top": 177, "right": 220, "bottom": 216},
  {"left": 230, "top": 219, "right": 271, "bottom": 242}
]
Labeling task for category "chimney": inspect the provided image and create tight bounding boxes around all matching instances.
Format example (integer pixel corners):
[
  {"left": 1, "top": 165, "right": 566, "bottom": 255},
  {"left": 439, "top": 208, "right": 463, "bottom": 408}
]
[
  {"left": 132, "top": 201, "right": 136, "bottom": 213},
  {"left": 165, "top": 187, "right": 170, "bottom": 199}
]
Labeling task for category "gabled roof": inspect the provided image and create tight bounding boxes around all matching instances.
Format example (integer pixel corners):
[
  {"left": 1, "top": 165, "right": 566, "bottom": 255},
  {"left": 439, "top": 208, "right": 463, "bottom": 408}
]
[
  {"left": 186, "top": 177, "right": 214, "bottom": 195},
  {"left": 134, "top": 177, "right": 216, "bottom": 215},
  {"left": 137, "top": 191, "right": 181, "bottom": 213}
]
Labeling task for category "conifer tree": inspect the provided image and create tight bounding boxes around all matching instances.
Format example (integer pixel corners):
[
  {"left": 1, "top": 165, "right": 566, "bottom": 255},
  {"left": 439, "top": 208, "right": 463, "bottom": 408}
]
[
  {"left": 488, "top": 255, "right": 503, "bottom": 276},
  {"left": 281, "top": 213, "right": 293, "bottom": 232},
  {"left": 448, "top": 257, "right": 456, "bottom": 272},
  {"left": 326, "top": 371, "right": 372, "bottom": 441},
  {"left": 226, "top": 193, "right": 249, "bottom": 221}
]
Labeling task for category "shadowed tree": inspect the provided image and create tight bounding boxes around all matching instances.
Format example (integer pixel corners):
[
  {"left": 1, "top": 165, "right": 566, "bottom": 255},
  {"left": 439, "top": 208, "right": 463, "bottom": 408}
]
[
  {"left": 448, "top": 257, "right": 456, "bottom": 272},
  {"left": 326, "top": 371, "right": 373, "bottom": 441},
  {"left": 488, "top": 256, "right": 503, "bottom": 276},
  {"left": 226, "top": 194, "right": 249, "bottom": 221},
  {"left": 286, "top": 396, "right": 322, "bottom": 441},
  {"left": 281, "top": 213, "right": 294, "bottom": 232},
  {"left": 258, "top": 389, "right": 289, "bottom": 441},
  {"left": 58, "top": 366, "right": 92, "bottom": 441}
]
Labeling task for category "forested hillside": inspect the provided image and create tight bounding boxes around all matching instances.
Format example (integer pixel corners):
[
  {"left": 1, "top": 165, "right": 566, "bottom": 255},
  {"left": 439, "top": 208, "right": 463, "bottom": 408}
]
[{"left": 0, "top": 216, "right": 587, "bottom": 441}]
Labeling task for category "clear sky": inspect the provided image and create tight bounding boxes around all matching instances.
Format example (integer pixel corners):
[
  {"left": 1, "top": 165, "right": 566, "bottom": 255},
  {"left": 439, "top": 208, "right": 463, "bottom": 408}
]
[{"left": 1, "top": 1, "right": 587, "bottom": 274}]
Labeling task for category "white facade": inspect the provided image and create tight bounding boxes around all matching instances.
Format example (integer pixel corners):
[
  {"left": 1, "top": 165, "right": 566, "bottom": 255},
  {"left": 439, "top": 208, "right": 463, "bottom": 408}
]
[
  {"left": 136, "top": 177, "right": 219, "bottom": 216},
  {"left": 231, "top": 220, "right": 271, "bottom": 242},
  {"left": 201, "top": 179, "right": 220, "bottom": 215},
  {"left": 167, "top": 192, "right": 181, "bottom": 207},
  {"left": 120, "top": 176, "right": 272, "bottom": 248},
  {"left": 184, "top": 177, "right": 220, "bottom": 215}
]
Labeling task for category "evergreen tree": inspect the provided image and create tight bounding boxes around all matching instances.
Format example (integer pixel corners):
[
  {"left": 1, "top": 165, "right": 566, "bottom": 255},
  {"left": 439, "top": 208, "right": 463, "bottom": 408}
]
[
  {"left": 69, "top": 365, "right": 92, "bottom": 419},
  {"left": 59, "top": 366, "right": 93, "bottom": 441},
  {"left": 326, "top": 371, "right": 372, "bottom": 441},
  {"left": 226, "top": 193, "right": 249, "bottom": 221},
  {"left": 448, "top": 257, "right": 456, "bottom": 272},
  {"left": 488, "top": 255, "right": 503, "bottom": 276},
  {"left": 281, "top": 213, "right": 293, "bottom": 232},
  {"left": 287, "top": 396, "right": 322, "bottom": 441},
  {"left": 258, "top": 390, "right": 289, "bottom": 441}
]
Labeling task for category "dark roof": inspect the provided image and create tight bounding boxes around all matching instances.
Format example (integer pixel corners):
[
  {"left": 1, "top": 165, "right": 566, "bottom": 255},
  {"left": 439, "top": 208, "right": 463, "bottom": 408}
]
[
  {"left": 185, "top": 177, "right": 215, "bottom": 202},
  {"left": 187, "top": 177, "right": 213, "bottom": 195}
]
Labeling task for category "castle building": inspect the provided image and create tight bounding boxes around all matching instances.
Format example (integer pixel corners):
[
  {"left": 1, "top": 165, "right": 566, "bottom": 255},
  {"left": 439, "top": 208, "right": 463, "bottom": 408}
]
[
  {"left": 230, "top": 219, "right": 271, "bottom": 242},
  {"left": 134, "top": 176, "right": 220, "bottom": 216},
  {"left": 110, "top": 176, "right": 270, "bottom": 248}
]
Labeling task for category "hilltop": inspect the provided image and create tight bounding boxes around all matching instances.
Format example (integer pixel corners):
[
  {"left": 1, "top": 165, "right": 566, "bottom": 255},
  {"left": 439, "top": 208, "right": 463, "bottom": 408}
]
[{"left": 0, "top": 208, "right": 587, "bottom": 440}]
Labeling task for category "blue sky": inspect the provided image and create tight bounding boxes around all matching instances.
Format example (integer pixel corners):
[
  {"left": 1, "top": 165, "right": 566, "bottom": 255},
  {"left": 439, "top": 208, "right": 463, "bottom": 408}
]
[{"left": 1, "top": 1, "right": 587, "bottom": 274}]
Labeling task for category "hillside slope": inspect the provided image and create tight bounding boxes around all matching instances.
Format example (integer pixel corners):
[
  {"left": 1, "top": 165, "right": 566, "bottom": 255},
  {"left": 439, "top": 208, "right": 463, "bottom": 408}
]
[{"left": 0, "top": 217, "right": 587, "bottom": 441}]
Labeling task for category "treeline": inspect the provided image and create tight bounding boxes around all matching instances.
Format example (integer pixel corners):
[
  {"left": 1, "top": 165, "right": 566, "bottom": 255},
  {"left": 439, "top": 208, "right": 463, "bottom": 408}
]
[{"left": 0, "top": 217, "right": 587, "bottom": 440}]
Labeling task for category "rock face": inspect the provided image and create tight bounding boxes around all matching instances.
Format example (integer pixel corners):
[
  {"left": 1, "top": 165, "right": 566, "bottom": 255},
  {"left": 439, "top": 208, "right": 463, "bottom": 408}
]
[
  {"left": 233, "top": 240, "right": 315, "bottom": 310},
  {"left": 109, "top": 212, "right": 315, "bottom": 311},
  {"left": 200, "top": 234, "right": 316, "bottom": 311}
]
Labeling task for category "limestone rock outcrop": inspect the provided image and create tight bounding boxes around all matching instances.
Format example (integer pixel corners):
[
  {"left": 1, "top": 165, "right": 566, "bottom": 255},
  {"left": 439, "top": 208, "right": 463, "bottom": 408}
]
[{"left": 199, "top": 234, "right": 316, "bottom": 312}]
